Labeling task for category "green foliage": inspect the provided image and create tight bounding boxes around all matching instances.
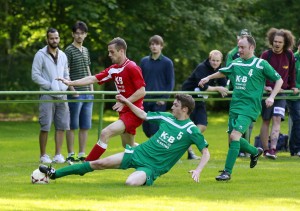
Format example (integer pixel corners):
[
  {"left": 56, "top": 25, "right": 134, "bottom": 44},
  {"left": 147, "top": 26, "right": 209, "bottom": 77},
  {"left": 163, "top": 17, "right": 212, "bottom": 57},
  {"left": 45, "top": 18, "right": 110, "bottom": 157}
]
[
  {"left": 1, "top": 0, "right": 300, "bottom": 109},
  {"left": 0, "top": 112, "right": 299, "bottom": 210}
]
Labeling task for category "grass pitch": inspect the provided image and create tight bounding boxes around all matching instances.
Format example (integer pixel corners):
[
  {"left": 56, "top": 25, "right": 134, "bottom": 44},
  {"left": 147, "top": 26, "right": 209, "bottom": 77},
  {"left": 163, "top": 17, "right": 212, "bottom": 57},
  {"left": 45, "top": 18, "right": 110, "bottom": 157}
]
[{"left": 0, "top": 111, "right": 299, "bottom": 210}]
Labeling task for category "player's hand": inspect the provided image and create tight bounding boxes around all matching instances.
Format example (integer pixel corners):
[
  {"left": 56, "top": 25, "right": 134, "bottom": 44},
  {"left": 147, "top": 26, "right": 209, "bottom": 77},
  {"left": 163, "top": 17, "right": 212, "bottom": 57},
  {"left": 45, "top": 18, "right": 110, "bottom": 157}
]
[
  {"left": 265, "top": 97, "right": 274, "bottom": 108},
  {"left": 188, "top": 170, "right": 200, "bottom": 183},
  {"left": 156, "top": 101, "right": 165, "bottom": 106},
  {"left": 198, "top": 77, "right": 209, "bottom": 88},
  {"left": 291, "top": 87, "right": 299, "bottom": 95},
  {"left": 112, "top": 101, "right": 124, "bottom": 112},
  {"left": 56, "top": 77, "right": 71, "bottom": 86},
  {"left": 264, "top": 86, "right": 272, "bottom": 93},
  {"left": 116, "top": 94, "right": 127, "bottom": 103},
  {"left": 218, "top": 87, "right": 229, "bottom": 98}
]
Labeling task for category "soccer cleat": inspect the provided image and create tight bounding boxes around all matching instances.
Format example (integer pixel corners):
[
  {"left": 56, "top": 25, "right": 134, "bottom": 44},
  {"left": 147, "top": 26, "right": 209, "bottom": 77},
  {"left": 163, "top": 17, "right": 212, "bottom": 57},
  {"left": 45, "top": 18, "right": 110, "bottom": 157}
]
[
  {"left": 40, "top": 154, "right": 52, "bottom": 164},
  {"left": 52, "top": 154, "right": 65, "bottom": 163},
  {"left": 39, "top": 164, "right": 56, "bottom": 179},
  {"left": 215, "top": 170, "right": 231, "bottom": 181},
  {"left": 66, "top": 153, "right": 80, "bottom": 162},
  {"left": 187, "top": 150, "right": 201, "bottom": 160},
  {"left": 250, "top": 147, "right": 263, "bottom": 168},
  {"left": 265, "top": 149, "right": 277, "bottom": 160}
]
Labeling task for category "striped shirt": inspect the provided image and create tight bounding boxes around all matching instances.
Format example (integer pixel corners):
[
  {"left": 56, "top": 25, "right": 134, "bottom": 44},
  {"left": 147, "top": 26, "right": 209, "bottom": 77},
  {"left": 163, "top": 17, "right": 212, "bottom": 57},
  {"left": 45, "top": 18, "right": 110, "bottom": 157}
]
[{"left": 65, "top": 44, "right": 91, "bottom": 91}]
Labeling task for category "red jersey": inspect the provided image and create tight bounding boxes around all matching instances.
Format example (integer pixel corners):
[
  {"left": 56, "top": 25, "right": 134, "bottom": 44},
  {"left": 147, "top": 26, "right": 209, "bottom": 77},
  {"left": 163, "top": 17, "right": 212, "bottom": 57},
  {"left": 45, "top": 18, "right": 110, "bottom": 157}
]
[
  {"left": 261, "top": 50, "right": 295, "bottom": 89},
  {"left": 95, "top": 59, "right": 146, "bottom": 112}
]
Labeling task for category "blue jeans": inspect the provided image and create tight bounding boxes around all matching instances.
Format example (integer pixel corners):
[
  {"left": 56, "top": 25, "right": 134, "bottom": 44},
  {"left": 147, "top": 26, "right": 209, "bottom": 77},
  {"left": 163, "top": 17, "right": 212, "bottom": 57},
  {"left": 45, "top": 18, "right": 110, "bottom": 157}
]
[
  {"left": 142, "top": 101, "right": 167, "bottom": 138},
  {"left": 68, "top": 94, "right": 93, "bottom": 130},
  {"left": 287, "top": 100, "right": 300, "bottom": 155}
]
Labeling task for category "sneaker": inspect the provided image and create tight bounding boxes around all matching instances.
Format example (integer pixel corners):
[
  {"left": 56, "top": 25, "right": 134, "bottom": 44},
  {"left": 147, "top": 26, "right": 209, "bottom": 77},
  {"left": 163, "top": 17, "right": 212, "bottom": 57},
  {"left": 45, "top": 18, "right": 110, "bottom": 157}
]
[
  {"left": 40, "top": 154, "right": 52, "bottom": 164},
  {"left": 250, "top": 147, "right": 263, "bottom": 168},
  {"left": 78, "top": 154, "right": 86, "bottom": 161},
  {"left": 52, "top": 154, "right": 65, "bottom": 163},
  {"left": 265, "top": 149, "right": 277, "bottom": 159},
  {"left": 39, "top": 164, "right": 56, "bottom": 179},
  {"left": 66, "top": 153, "right": 79, "bottom": 162},
  {"left": 215, "top": 170, "right": 231, "bottom": 181},
  {"left": 187, "top": 150, "right": 201, "bottom": 160}
]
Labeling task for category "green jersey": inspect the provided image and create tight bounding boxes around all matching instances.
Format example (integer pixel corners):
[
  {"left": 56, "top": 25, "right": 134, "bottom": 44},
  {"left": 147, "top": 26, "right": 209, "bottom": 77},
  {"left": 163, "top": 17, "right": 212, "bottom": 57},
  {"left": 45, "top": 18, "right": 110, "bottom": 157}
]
[
  {"left": 226, "top": 46, "right": 239, "bottom": 66},
  {"left": 219, "top": 56, "right": 281, "bottom": 120},
  {"left": 294, "top": 51, "right": 300, "bottom": 88},
  {"left": 132, "top": 112, "right": 208, "bottom": 176}
]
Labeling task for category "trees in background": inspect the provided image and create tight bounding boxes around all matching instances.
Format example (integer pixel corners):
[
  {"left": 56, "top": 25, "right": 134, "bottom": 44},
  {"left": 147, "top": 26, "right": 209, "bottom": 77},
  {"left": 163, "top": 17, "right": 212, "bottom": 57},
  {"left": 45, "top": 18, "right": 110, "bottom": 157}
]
[{"left": 1, "top": 0, "right": 300, "bottom": 105}]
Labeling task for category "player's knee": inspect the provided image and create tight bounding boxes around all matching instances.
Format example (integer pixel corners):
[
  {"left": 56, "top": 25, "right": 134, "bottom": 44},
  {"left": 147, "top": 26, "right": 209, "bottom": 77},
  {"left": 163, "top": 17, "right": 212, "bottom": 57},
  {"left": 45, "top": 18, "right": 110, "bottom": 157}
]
[
  {"left": 100, "top": 128, "right": 111, "bottom": 142},
  {"left": 125, "top": 177, "right": 143, "bottom": 186}
]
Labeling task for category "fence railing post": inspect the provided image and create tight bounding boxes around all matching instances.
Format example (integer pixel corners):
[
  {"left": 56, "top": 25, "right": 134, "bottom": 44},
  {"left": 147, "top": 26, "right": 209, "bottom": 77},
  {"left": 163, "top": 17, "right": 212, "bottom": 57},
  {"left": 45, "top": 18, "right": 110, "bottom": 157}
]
[{"left": 98, "top": 94, "right": 104, "bottom": 139}]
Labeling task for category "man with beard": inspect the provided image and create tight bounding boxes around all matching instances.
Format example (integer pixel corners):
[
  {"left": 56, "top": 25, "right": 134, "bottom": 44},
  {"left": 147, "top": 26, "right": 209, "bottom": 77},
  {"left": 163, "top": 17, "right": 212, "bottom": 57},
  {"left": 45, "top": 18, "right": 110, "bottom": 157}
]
[
  {"left": 32, "top": 28, "right": 70, "bottom": 164},
  {"left": 57, "top": 37, "right": 146, "bottom": 162}
]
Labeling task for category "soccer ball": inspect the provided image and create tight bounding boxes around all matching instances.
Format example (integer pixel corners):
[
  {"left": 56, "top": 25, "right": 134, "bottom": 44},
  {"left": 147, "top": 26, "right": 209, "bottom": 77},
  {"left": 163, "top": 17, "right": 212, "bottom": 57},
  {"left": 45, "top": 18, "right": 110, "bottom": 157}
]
[{"left": 31, "top": 168, "right": 49, "bottom": 184}]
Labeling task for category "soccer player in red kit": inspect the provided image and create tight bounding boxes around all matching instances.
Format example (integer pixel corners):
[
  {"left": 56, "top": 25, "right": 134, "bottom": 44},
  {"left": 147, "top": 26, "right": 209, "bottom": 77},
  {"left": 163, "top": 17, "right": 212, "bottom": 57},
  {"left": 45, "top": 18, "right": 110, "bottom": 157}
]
[{"left": 57, "top": 37, "right": 146, "bottom": 161}]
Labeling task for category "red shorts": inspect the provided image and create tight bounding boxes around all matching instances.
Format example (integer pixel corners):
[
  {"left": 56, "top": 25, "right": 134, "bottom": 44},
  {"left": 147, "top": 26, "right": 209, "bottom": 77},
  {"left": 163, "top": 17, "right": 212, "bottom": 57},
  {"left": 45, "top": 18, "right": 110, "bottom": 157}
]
[{"left": 119, "top": 111, "right": 143, "bottom": 135}]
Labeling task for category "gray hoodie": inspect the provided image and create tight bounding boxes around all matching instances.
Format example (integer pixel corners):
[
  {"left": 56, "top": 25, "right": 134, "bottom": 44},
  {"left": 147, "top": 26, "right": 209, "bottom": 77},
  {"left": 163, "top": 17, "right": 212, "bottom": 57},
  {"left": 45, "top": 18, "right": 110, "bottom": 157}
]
[{"left": 32, "top": 46, "right": 69, "bottom": 97}]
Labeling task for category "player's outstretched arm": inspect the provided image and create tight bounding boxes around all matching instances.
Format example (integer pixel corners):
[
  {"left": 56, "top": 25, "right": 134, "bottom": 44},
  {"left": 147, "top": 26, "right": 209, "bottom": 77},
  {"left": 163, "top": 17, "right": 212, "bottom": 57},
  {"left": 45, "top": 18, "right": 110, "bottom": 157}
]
[
  {"left": 56, "top": 75, "right": 98, "bottom": 87},
  {"left": 116, "top": 94, "right": 147, "bottom": 120},
  {"left": 188, "top": 147, "right": 210, "bottom": 182},
  {"left": 198, "top": 72, "right": 225, "bottom": 88}
]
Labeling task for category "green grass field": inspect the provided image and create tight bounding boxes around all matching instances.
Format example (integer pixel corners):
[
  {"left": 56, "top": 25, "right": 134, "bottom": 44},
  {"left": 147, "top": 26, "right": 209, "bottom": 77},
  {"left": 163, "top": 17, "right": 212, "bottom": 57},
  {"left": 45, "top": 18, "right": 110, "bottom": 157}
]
[{"left": 1, "top": 111, "right": 299, "bottom": 210}]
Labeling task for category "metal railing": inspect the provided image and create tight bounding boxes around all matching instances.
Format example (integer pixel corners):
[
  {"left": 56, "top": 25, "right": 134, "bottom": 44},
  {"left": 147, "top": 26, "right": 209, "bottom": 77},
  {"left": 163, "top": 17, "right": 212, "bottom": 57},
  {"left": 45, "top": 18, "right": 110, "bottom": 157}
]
[{"left": 0, "top": 90, "right": 299, "bottom": 139}]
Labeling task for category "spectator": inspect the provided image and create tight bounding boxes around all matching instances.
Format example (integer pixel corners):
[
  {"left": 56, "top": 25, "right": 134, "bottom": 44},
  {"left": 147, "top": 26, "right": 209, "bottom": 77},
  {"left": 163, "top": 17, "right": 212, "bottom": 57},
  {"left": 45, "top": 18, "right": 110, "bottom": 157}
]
[
  {"left": 32, "top": 28, "right": 70, "bottom": 163},
  {"left": 140, "top": 35, "right": 174, "bottom": 138},
  {"left": 287, "top": 38, "right": 300, "bottom": 156},
  {"left": 259, "top": 28, "right": 297, "bottom": 159},
  {"left": 64, "top": 21, "right": 93, "bottom": 162},
  {"left": 199, "top": 35, "right": 283, "bottom": 181},
  {"left": 182, "top": 50, "right": 228, "bottom": 159},
  {"left": 57, "top": 37, "right": 146, "bottom": 161},
  {"left": 39, "top": 94, "right": 210, "bottom": 186}
]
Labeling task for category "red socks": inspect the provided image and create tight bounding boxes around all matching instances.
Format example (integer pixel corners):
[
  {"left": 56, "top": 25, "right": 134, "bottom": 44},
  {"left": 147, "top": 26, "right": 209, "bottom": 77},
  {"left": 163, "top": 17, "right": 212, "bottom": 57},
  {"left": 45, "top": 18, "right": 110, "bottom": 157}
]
[{"left": 85, "top": 143, "right": 107, "bottom": 161}]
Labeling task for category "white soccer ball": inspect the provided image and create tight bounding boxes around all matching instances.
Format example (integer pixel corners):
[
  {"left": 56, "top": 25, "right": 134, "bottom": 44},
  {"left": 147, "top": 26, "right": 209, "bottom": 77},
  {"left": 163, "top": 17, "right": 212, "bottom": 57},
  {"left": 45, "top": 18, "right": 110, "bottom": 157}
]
[{"left": 31, "top": 168, "right": 49, "bottom": 184}]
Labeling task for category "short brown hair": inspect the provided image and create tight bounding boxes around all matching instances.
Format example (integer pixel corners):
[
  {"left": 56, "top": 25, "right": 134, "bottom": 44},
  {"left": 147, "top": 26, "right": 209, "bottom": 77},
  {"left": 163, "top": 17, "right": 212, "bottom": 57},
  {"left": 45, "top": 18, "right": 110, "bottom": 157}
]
[
  {"left": 240, "top": 35, "right": 256, "bottom": 48},
  {"left": 149, "top": 35, "right": 164, "bottom": 46},
  {"left": 108, "top": 37, "right": 127, "bottom": 52},
  {"left": 175, "top": 94, "right": 195, "bottom": 115}
]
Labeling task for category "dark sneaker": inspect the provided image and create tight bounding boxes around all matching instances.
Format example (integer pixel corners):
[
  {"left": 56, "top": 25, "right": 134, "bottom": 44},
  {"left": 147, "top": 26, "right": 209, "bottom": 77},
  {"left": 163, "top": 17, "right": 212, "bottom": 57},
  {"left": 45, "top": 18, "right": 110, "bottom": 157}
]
[
  {"left": 265, "top": 149, "right": 277, "bottom": 160},
  {"left": 39, "top": 164, "right": 56, "bottom": 179},
  {"left": 66, "top": 153, "right": 80, "bottom": 162},
  {"left": 187, "top": 150, "right": 201, "bottom": 160},
  {"left": 250, "top": 147, "right": 263, "bottom": 168},
  {"left": 215, "top": 170, "right": 231, "bottom": 181}
]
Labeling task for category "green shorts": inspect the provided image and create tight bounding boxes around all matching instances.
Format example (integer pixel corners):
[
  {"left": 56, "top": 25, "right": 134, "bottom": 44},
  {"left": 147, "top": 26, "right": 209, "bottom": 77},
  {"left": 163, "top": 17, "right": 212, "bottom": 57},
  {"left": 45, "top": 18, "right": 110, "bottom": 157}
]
[
  {"left": 228, "top": 113, "right": 252, "bottom": 134},
  {"left": 119, "top": 145, "right": 157, "bottom": 186}
]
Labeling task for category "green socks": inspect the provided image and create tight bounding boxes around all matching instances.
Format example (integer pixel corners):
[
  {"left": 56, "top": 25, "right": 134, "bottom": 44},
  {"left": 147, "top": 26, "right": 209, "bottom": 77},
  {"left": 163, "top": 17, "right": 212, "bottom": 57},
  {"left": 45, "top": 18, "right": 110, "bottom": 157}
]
[
  {"left": 55, "top": 162, "right": 94, "bottom": 179},
  {"left": 224, "top": 141, "right": 240, "bottom": 174},
  {"left": 239, "top": 138, "right": 258, "bottom": 155}
]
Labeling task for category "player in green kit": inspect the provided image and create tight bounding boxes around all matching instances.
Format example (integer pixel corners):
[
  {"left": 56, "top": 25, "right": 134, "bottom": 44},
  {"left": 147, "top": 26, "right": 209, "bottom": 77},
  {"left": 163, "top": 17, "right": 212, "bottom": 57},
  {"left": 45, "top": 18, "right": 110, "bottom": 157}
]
[
  {"left": 199, "top": 35, "right": 283, "bottom": 181},
  {"left": 39, "top": 94, "right": 210, "bottom": 186}
]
